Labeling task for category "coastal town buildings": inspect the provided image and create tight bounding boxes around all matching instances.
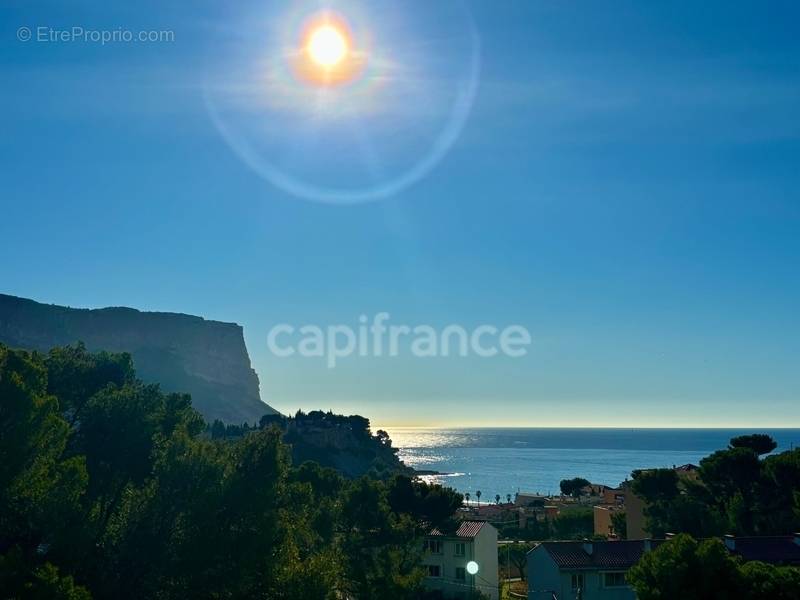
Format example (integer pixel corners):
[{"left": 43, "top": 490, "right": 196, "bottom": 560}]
[
  {"left": 581, "top": 483, "right": 614, "bottom": 497},
  {"left": 593, "top": 487, "right": 626, "bottom": 538},
  {"left": 527, "top": 540, "right": 650, "bottom": 600},
  {"left": 621, "top": 485, "right": 647, "bottom": 540},
  {"left": 514, "top": 492, "right": 551, "bottom": 507},
  {"left": 593, "top": 503, "right": 625, "bottom": 539},
  {"left": 527, "top": 535, "right": 800, "bottom": 600},
  {"left": 622, "top": 464, "right": 699, "bottom": 539},
  {"left": 422, "top": 521, "right": 499, "bottom": 600},
  {"left": 466, "top": 497, "right": 560, "bottom": 531}
]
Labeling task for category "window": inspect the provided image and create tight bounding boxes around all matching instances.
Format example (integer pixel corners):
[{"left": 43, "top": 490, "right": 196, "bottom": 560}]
[
  {"left": 454, "top": 542, "right": 465, "bottom": 557},
  {"left": 603, "top": 572, "right": 627, "bottom": 587},
  {"left": 426, "top": 565, "right": 441, "bottom": 578},
  {"left": 424, "top": 539, "right": 443, "bottom": 554},
  {"left": 455, "top": 567, "right": 466, "bottom": 581},
  {"left": 571, "top": 573, "right": 585, "bottom": 590}
]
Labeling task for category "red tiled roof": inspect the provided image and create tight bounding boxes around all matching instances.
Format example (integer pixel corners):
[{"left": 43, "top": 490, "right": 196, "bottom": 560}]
[
  {"left": 539, "top": 536, "right": 800, "bottom": 570},
  {"left": 429, "top": 520, "right": 486, "bottom": 538},
  {"left": 728, "top": 536, "right": 800, "bottom": 565},
  {"left": 540, "top": 540, "right": 663, "bottom": 570}
]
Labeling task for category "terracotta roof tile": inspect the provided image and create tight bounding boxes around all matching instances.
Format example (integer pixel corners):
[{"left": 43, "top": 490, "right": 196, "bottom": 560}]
[
  {"left": 429, "top": 520, "right": 486, "bottom": 538},
  {"left": 539, "top": 540, "right": 663, "bottom": 570},
  {"left": 538, "top": 536, "right": 800, "bottom": 570},
  {"left": 728, "top": 536, "right": 800, "bottom": 565}
]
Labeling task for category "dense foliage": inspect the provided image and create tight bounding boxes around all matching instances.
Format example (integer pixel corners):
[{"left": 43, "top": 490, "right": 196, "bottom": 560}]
[
  {"left": 630, "top": 435, "right": 800, "bottom": 537},
  {"left": 558, "top": 477, "right": 590, "bottom": 498},
  {"left": 0, "top": 344, "right": 462, "bottom": 599},
  {"left": 628, "top": 534, "right": 800, "bottom": 600},
  {"left": 610, "top": 510, "right": 627, "bottom": 540},
  {"left": 730, "top": 434, "right": 778, "bottom": 456},
  {"left": 209, "top": 409, "right": 408, "bottom": 479},
  {"left": 497, "top": 543, "right": 532, "bottom": 582}
]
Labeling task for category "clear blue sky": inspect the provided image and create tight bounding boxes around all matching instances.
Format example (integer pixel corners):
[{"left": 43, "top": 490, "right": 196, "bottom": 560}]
[{"left": 2, "top": 1, "right": 799, "bottom": 426}]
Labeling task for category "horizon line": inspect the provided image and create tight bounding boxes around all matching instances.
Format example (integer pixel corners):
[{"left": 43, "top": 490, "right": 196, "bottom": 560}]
[{"left": 375, "top": 424, "right": 800, "bottom": 430}]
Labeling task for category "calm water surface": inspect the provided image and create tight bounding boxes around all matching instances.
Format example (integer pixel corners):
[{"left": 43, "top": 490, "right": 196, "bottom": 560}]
[{"left": 382, "top": 428, "right": 800, "bottom": 500}]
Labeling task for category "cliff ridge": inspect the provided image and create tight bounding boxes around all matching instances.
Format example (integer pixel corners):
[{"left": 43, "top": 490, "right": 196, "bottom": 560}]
[{"left": 0, "top": 293, "right": 277, "bottom": 423}]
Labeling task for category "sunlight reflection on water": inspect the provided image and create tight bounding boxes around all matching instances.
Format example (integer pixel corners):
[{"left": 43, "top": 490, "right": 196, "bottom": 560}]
[{"left": 384, "top": 427, "right": 800, "bottom": 498}]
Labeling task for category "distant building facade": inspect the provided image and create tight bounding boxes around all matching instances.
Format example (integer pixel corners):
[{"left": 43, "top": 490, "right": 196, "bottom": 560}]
[
  {"left": 593, "top": 504, "right": 625, "bottom": 539},
  {"left": 422, "top": 521, "right": 499, "bottom": 600},
  {"left": 622, "top": 485, "right": 647, "bottom": 540},
  {"left": 593, "top": 488, "right": 625, "bottom": 538},
  {"left": 514, "top": 492, "right": 551, "bottom": 507},
  {"left": 623, "top": 464, "right": 699, "bottom": 539},
  {"left": 581, "top": 483, "right": 613, "bottom": 497},
  {"left": 527, "top": 540, "right": 651, "bottom": 600},
  {"left": 527, "top": 535, "right": 800, "bottom": 600}
]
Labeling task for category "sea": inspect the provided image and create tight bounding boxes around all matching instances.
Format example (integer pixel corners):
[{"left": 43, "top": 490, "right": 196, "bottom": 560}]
[{"left": 383, "top": 428, "right": 800, "bottom": 500}]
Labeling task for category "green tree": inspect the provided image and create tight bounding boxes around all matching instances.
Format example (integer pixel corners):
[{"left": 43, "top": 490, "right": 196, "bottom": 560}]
[
  {"left": 630, "top": 469, "right": 679, "bottom": 502},
  {"left": 1, "top": 343, "right": 462, "bottom": 600},
  {"left": 340, "top": 477, "right": 425, "bottom": 600},
  {"left": 0, "top": 548, "right": 92, "bottom": 600},
  {"left": 730, "top": 434, "right": 777, "bottom": 456},
  {"left": 44, "top": 343, "right": 135, "bottom": 427},
  {"left": 551, "top": 508, "right": 594, "bottom": 539},
  {"left": 699, "top": 447, "right": 762, "bottom": 534},
  {"left": 630, "top": 469, "right": 722, "bottom": 538},
  {"left": 559, "top": 477, "right": 590, "bottom": 498},
  {"left": 500, "top": 543, "right": 532, "bottom": 581},
  {"left": 69, "top": 383, "right": 166, "bottom": 539},
  {"left": 610, "top": 510, "right": 627, "bottom": 539},
  {"left": 629, "top": 534, "right": 800, "bottom": 600},
  {"left": 740, "top": 561, "right": 800, "bottom": 600},
  {"left": 387, "top": 475, "right": 462, "bottom": 528},
  {"left": 210, "top": 418, "right": 226, "bottom": 439},
  {"left": 0, "top": 346, "right": 87, "bottom": 560},
  {"left": 628, "top": 534, "right": 743, "bottom": 600},
  {"left": 755, "top": 448, "right": 800, "bottom": 534}
]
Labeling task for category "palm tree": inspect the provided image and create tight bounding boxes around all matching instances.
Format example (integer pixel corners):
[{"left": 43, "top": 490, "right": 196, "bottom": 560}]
[
  {"left": 495, "top": 494, "right": 501, "bottom": 504},
  {"left": 465, "top": 492, "right": 471, "bottom": 504},
  {"left": 475, "top": 490, "right": 481, "bottom": 504},
  {"left": 506, "top": 493, "right": 512, "bottom": 504}
]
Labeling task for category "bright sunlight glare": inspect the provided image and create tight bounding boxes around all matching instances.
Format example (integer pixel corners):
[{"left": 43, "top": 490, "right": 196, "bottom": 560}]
[{"left": 307, "top": 25, "right": 348, "bottom": 67}]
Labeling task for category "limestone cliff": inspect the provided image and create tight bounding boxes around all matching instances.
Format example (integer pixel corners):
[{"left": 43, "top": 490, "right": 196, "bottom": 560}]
[{"left": 0, "top": 293, "right": 277, "bottom": 424}]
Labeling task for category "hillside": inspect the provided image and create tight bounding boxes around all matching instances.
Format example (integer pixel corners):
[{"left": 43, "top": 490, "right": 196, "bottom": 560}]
[
  {"left": 212, "top": 411, "right": 411, "bottom": 478},
  {"left": 0, "top": 293, "right": 277, "bottom": 423}
]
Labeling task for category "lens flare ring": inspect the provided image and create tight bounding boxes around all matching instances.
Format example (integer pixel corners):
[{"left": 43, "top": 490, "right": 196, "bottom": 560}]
[{"left": 205, "top": 2, "right": 481, "bottom": 205}]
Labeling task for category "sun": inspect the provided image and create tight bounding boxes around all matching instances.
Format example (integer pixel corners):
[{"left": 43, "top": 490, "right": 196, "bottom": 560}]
[
  {"left": 293, "top": 13, "right": 365, "bottom": 86},
  {"left": 307, "top": 25, "right": 348, "bottom": 68}
]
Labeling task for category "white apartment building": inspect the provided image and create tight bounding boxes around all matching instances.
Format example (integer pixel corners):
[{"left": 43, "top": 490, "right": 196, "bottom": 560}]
[{"left": 422, "top": 520, "right": 499, "bottom": 600}]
